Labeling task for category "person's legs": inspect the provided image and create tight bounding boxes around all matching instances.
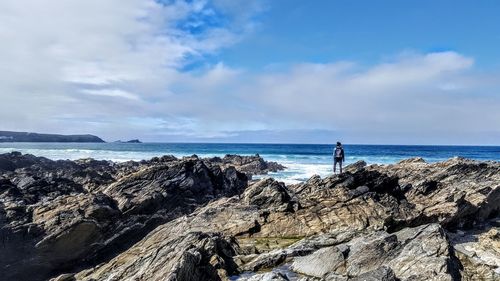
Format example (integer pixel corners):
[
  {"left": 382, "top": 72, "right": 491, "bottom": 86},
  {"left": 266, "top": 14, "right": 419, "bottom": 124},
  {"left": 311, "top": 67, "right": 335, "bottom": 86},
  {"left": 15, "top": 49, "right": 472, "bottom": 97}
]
[
  {"left": 339, "top": 161, "right": 343, "bottom": 174},
  {"left": 333, "top": 160, "right": 337, "bottom": 173}
]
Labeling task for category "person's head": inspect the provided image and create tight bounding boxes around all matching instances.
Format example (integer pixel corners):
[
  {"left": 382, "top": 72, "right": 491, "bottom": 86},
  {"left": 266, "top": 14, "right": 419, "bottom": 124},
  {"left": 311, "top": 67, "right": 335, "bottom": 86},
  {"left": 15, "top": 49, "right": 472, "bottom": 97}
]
[{"left": 336, "top": 141, "right": 341, "bottom": 146}]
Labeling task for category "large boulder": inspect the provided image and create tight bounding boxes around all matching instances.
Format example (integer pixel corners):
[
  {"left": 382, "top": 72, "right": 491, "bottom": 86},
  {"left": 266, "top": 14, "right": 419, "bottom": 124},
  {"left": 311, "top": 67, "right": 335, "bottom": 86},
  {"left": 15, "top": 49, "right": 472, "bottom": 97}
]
[
  {"left": 290, "top": 224, "right": 457, "bottom": 280},
  {"left": 242, "top": 178, "right": 297, "bottom": 212},
  {"left": 0, "top": 192, "right": 119, "bottom": 281}
]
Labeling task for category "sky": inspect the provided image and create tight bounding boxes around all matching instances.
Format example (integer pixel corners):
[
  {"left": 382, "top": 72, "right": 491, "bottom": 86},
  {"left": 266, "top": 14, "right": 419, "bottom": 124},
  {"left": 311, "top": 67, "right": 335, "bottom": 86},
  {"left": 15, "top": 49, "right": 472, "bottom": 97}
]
[{"left": 0, "top": 0, "right": 499, "bottom": 145}]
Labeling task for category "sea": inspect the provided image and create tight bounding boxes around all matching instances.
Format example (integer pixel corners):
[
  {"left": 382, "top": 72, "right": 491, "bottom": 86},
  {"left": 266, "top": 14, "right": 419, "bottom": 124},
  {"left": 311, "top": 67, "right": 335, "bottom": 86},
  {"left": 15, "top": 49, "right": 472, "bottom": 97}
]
[{"left": 1, "top": 143, "right": 499, "bottom": 184}]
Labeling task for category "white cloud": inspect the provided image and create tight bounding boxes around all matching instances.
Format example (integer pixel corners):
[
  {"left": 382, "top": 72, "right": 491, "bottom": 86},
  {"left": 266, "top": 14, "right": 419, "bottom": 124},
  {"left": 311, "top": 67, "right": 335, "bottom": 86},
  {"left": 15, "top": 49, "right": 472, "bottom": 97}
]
[
  {"left": 167, "top": 51, "right": 500, "bottom": 144},
  {"left": 0, "top": 1, "right": 498, "bottom": 144},
  {"left": 0, "top": 0, "right": 262, "bottom": 138},
  {"left": 82, "top": 89, "right": 141, "bottom": 101}
]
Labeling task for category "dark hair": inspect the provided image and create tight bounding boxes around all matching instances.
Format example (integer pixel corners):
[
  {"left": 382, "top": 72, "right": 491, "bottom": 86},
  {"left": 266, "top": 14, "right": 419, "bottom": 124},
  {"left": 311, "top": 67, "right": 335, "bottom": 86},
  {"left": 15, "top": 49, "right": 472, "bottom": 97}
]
[{"left": 336, "top": 141, "right": 341, "bottom": 146}]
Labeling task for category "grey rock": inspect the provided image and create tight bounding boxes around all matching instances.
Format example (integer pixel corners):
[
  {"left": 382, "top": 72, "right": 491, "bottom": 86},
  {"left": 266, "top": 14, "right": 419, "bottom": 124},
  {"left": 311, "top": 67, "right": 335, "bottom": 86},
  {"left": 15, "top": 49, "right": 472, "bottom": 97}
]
[
  {"left": 74, "top": 232, "right": 239, "bottom": 281},
  {"left": 291, "top": 246, "right": 346, "bottom": 277},
  {"left": 238, "top": 272, "right": 290, "bottom": 281},
  {"left": 349, "top": 266, "right": 396, "bottom": 281},
  {"left": 344, "top": 160, "right": 367, "bottom": 173},
  {"left": 2, "top": 154, "right": 499, "bottom": 281},
  {"left": 1, "top": 152, "right": 275, "bottom": 281},
  {"left": 206, "top": 154, "right": 286, "bottom": 176},
  {"left": 242, "top": 178, "right": 296, "bottom": 212}
]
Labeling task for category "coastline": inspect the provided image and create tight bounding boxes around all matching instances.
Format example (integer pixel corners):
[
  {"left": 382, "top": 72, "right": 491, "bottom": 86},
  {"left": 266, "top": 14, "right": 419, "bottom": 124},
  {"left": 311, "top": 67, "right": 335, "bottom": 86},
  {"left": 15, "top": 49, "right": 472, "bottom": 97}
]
[
  {"left": 0, "top": 151, "right": 499, "bottom": 280},
  {"left": 1, "top": 142, "right": 500, "bottom": 185}
]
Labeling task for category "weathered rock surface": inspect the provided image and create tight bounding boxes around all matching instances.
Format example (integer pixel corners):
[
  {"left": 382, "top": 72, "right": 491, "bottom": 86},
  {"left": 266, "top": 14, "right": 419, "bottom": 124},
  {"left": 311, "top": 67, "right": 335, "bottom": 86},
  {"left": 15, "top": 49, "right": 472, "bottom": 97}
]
[
  {"left": 206, "top": 154, "right": 286, "bottom": 176},
  {"left": 2, "top": 153, "right": 499, "bottom": 281},
  {"left": 74, "top": 232, "right": 240, "bottom": 281},
  {"left": 0, "top": 152, "right": 279, "bottom": 281},
  {"left": 449, "top": 219, "right": 500, "bottom": 280}
]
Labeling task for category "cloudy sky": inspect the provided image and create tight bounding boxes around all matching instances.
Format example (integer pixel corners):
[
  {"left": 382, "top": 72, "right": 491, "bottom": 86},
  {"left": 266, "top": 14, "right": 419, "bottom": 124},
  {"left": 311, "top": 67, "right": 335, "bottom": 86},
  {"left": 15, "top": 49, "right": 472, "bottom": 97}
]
[{"left": 1, "top": 0, "right": 499, "bottom": 144}]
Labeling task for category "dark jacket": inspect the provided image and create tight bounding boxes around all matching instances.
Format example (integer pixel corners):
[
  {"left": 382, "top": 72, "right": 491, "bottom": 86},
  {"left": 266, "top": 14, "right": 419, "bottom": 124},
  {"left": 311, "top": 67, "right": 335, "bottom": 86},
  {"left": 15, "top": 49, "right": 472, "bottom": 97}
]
[{"left": 334, "top": 146, "right": 345, "bottom": 162}]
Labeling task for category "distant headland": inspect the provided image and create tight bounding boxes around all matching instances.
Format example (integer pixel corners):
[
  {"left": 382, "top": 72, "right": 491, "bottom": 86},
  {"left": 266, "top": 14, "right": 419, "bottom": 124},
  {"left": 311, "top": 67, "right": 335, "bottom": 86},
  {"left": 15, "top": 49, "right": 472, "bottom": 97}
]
[
  {"left": 114, "top": 139, "right": 142, "bottom": 143},
  {"left": 0, "top": 131, "right": 105, "bottom": 143}
]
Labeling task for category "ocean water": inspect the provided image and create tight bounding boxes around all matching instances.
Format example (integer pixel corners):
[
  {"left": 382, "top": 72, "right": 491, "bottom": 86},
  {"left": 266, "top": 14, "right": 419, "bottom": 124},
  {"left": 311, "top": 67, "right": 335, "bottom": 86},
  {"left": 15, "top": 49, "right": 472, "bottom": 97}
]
[{"left": 0, "top": 143, "right": 499, "bottom": 184}]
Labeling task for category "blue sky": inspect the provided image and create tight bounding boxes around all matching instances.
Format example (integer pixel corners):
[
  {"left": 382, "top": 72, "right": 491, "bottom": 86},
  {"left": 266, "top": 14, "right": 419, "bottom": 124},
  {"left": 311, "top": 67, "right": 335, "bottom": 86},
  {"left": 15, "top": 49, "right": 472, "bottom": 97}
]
[
  {"left": 0, "top": 0, "right": 499, "bottom": 144},
  {"left": 214, "top": 1, "right": 500, "bottom": 70}
]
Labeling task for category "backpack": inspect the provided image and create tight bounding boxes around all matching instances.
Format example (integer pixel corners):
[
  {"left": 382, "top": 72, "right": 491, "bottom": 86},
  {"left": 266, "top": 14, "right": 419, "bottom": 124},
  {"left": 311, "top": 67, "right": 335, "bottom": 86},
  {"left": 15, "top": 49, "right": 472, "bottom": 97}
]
[{"left": 334, "top": 147, "right": 342, "bottom": 158}]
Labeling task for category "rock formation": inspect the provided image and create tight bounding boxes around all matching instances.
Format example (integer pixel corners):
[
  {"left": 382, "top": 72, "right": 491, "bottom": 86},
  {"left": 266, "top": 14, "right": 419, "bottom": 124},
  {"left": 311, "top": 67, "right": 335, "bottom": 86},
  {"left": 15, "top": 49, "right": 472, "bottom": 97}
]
[
  {"left": 0, "top": 152, "right": 279, "bottom": 280},
  {"left": 1, "top": 153, "right": 499, "bottom": 281},
  {"left": 206, "top": 154, "right": 286, "bottom": 176}
]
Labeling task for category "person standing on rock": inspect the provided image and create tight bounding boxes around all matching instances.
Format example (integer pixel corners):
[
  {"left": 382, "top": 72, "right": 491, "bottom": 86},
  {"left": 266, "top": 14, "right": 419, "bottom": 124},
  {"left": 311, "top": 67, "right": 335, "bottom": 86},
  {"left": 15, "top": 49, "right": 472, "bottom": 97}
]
[{"left": 333, "top": 141, "right": 345, "bottom": 174}]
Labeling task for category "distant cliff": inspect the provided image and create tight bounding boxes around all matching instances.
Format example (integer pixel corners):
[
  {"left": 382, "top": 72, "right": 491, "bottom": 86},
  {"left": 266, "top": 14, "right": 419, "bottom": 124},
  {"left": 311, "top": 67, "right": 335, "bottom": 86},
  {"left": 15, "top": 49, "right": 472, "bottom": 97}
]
[{"left": 0, "top": 131, "right": 105, "bottom": 142}]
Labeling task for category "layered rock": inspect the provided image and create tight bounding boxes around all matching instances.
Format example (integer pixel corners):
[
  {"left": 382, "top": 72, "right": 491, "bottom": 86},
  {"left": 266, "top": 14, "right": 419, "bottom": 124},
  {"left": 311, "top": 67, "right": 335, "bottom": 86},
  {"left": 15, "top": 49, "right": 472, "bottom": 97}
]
[
  {"left": 290, "top": 224, "right": 457, "bottom": 280},
  {"left": 375, "top": 157, "right": 500, "bottom": 230},
  {"left": 58, "top": 157, "right": 499, "bottom": 280},
  {"left": 206, "top": 154, "right": 286, "bottom": 176},
  {"left": 72, "top": 232, "right": 240, "bottom": 281},
  {"left": 2, "top": 153, "right": 499, "bottom": 280},
  {"left": 0, "top": 152, "right": 279, "bottom": 281},
  {"left": 449, "top": 219, "right": 500, "bottom": 279}
]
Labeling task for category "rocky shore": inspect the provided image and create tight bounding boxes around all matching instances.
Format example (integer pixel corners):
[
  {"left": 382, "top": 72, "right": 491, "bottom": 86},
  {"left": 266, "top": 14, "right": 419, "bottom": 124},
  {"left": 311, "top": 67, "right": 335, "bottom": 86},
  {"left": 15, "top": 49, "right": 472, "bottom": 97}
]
[{"left": 0, "top": 152, "right": 498, "bottom": 281}]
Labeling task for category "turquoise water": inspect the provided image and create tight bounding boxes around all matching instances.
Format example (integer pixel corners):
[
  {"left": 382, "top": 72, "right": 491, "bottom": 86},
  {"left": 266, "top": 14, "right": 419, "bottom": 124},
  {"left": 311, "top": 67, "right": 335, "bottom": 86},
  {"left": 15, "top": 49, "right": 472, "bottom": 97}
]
[{"left": 1, "top": 143, "right": 499, "bottom": 184}]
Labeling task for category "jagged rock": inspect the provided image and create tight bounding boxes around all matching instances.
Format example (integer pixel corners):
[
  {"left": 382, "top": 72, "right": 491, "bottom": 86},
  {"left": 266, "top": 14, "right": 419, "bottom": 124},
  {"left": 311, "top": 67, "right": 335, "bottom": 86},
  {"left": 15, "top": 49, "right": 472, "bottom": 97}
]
[
  {"left": 2, "top": 153, "right": 499, "bottom": 280},
  {"left": 290, "top": 224, "right": 457, "bottom": 280},
  {"left": 1, "top": 152, "right": 281, "bottom": 281},
  {"left": 0, "top": 192, "right": 120, "bottom": 280},
  {"left": 242, "top": 178, "right": 297, "bottom": 212},
  {"left": 388, "top": 224, "right": 458, "bottom": 280},
  {"left": 398, "top": 157, "right": 427, "bottom": 164},
  {"left": 72, "top": 232, "right": 239, "bottom": 281},
  {"left": 66, "top": 157, "right": 498, "bottom": 280},
  {"left": 344, "top": 160, "right": 367, "bottom": 173},
  {"left": 449, "top": 220, "right": 500, "bottom": 280},
  {"left": 206, "top": 154, "right": 286, "bottom": 176},
  {"left": 375, "top": 157, "right": 500, "bottom": 230},
  {"left": 102, "top": 160, "right": 247, "bottom": 214}
]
